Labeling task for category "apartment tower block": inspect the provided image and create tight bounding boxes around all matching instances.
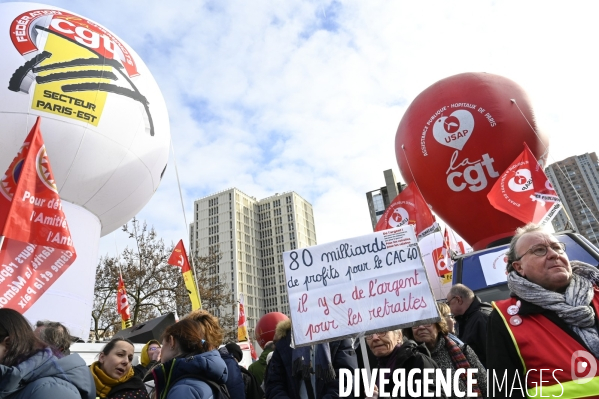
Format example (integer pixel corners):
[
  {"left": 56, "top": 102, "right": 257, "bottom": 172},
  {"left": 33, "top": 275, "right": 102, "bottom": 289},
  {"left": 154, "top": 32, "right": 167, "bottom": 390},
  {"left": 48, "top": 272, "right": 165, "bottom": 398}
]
[
  {"left": 189, "top": 188, "right": 317, "bottom": 340},
  {"left": 545, "top": 152, "right": 599, "bottom": 246}
]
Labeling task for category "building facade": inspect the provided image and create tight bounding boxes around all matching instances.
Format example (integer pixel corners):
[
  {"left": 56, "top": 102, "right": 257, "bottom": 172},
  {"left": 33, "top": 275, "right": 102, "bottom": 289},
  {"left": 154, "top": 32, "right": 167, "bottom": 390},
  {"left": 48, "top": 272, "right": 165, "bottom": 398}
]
[
  {"left": 365, "top": 169, "right": 406, "bottom": 230},
  {"left": 189, "top": 188, "right": 317, "bottom": 339},
  {"left": 545, "top": 152, "right": 599, "bottom": 246}
]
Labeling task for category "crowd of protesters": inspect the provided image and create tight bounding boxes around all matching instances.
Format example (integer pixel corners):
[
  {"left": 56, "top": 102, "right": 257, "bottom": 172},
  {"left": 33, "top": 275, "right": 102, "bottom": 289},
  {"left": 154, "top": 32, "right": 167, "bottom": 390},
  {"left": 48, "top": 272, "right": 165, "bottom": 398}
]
[{"left": 1, "top": 222, "right": 597, "bottom": 399}]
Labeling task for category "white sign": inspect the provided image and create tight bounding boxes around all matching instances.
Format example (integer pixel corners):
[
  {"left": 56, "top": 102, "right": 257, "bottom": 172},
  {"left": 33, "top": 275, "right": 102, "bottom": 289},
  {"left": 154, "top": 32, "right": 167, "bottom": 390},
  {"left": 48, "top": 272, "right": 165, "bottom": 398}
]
[
  {"left": 284, "top": 226, "right": 439, "bottom": 347},
  {"left": 479, "top": 249, "right": 509, "bottom": 286}
]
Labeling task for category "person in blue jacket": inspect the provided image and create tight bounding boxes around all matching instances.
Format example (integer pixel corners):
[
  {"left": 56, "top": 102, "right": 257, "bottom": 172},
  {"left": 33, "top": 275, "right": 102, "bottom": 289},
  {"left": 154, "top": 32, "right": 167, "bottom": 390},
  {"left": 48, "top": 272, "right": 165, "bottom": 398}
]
[
  {"left": 153, "top": 315, "right": 228, "bottom": 399},
  {"left": 0, "top": 308, "right": 95, "bottom": 399},
  {"left": 186, "top": 309, "right": 246, "bottom": 399}
]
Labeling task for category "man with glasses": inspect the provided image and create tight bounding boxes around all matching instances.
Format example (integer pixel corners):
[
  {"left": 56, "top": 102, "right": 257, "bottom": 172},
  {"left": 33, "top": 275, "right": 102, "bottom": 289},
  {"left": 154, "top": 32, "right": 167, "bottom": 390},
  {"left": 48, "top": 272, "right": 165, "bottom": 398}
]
[
  {"left": 445, "top": 284, "right": 492, "bottom": 367},
  {"left": 487, "top": 223, "right": 599, "bottom": 398}
]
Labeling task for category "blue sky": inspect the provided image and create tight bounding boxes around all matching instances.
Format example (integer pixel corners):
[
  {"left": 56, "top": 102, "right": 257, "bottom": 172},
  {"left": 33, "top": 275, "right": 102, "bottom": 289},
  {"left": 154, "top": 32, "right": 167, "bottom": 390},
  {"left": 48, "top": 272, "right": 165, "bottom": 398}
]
[{"left": 3, "top": 0, "right": 598, "bottom": 257}]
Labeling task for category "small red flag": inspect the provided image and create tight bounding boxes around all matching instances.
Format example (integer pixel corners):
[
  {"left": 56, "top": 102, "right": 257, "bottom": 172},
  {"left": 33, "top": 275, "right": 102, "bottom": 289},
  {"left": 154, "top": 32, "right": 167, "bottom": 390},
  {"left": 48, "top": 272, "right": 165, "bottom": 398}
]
[
  {"left": 444, "top": 226, "right": 472, "bottom": 255},
  {"left": 117, "top": 274, "right": 132, "bottom": 329},
  {"left": 374, "top": 182, "right": 438, "bottom": 238},
  {"left": 249, "top": 341, "right": 258, "bottom": 361},
  {"left": 168, "top": 240, "right": 201, "bottom": 310},
  {"left": 167, "top": 239, "right": 191, "bottom": 273},
  {"left": 238, "top": 294, "right": 249, "bottom": 342},
  {"left": 0, "top": 117, "right": 77, "bottom": 313},
  {"left": 431, "top": 229, "right": 452, "bottom": 279},
  {"left": 487, "top": 143, "right": 561, "bottom": 225},
  {"left": 117, "top": 275, "right": 131, "bottom": 319}
]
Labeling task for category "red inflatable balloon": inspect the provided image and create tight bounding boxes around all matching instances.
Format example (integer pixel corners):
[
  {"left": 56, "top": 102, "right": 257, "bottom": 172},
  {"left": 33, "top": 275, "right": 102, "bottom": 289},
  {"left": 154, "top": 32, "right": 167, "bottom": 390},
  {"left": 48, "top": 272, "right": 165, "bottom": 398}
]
[
  {"left": 255, "top": 312, "right": 289, "bottom": 349},
  {"left": 395, "top": 73, "right": 549, "bottom": 250}
]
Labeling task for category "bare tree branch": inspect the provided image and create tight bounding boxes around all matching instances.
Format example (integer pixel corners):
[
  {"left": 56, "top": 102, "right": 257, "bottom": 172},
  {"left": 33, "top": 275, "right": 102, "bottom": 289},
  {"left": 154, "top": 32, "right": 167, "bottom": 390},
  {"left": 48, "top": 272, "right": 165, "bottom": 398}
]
[{"left": 90, "top": 218, "right": 237, "bottom": 342}]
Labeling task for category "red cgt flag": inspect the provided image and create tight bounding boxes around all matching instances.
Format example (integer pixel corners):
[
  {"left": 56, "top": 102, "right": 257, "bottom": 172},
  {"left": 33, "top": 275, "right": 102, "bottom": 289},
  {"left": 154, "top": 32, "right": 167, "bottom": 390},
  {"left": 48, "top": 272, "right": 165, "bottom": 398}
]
[
  {"left": 0, "top": 117, "right": 74, "bottom": 248},
  {"left": 238, "top": 293, "right": 249, "bottom": 342},
  {"left": 0, "top": 117, "right": 77, "bottom": 313},
  {"left": 374, "top": 182, "right": 438, "bottom": 239},
  {"left": 117, "top": 274, "right": 132, "bottom": 329},
  {"left": 487, "top": 143, "right": 562, "bottom": 225},
  {"left": 167, "top": 240, "right": 201, "bottom": 310},
  {"left": 249, "top": 341, "right": 258, "bottom": 361},
  {"left": 167, "top": 240, "right": 191, "bottom": 273},
  {"left": 430, "top": 229, "right": 453, "bottom": 282},
  {"left": 444, "top": 227, "right": 467, "bottom": 255}
]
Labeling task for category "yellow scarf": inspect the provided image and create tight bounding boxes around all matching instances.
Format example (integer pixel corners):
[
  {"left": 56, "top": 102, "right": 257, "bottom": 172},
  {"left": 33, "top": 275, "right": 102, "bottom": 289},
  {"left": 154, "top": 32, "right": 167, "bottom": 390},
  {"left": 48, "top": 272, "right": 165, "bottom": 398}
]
[{"left": 90, "top": 361, "right": 135, "bottom": 399}]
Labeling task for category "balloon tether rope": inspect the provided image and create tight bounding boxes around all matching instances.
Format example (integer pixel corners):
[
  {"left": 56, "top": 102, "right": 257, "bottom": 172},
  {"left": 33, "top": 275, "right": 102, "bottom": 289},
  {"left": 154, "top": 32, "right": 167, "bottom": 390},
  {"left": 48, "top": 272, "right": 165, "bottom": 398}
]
[{"left": 170, "top": 136, "right": 202, "bottom": 308}]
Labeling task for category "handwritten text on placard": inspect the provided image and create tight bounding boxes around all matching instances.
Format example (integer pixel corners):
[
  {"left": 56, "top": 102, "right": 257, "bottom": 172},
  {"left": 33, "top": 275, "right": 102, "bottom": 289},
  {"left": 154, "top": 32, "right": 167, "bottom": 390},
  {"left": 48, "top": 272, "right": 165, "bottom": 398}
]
[{"left": 284, "top": 225, "right": 439, "bottom": 346}]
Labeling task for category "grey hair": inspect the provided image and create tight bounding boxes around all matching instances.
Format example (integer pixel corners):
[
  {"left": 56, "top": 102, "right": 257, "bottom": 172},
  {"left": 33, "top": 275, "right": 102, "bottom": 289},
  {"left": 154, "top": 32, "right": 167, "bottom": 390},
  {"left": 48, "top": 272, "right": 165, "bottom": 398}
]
[
  {"left": 448, "top": 283, "right": 474, "bottom": 300},
  {"left": 36, "top": 321, "right": 72, "bottom": 355},
  {"left": 506, "top": 223, "right": 549, "bottom": 273},
  {"left": 264, "top": 341, "right": 275, "bottom": 351}
]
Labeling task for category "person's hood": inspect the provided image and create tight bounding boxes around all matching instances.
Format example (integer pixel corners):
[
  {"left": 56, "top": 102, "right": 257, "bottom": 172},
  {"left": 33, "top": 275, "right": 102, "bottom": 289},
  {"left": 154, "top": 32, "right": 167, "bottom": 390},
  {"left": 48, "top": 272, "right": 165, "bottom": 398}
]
[
  {"left": 0, "top": 349, "right": 94, "bottom": 399},
  {"left": 140, "top": 340, "right": 160, "bottom": 367},
  {"left": 153, "top": 349, "right": 228, "bottom": 392},
  {"left": 274, "top": 319, "right": 291, "bottom": 341}
]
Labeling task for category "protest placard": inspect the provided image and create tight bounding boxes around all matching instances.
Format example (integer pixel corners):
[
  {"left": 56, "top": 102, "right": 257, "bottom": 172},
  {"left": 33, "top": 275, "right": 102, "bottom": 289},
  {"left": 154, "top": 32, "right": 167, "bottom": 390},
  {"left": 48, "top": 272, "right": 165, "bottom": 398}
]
[
  {"left": 479, "top": 249, "right": 509, "bottom": 286},
  {"left": 284, "top": 225, "right": 440, "bottom": 347}
]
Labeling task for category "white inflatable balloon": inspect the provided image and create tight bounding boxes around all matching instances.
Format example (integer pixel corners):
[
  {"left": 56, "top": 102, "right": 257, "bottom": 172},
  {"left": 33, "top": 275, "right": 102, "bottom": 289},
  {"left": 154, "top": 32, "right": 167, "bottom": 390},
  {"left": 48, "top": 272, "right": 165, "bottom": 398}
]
[
  {"left": 0, "top": 3, "right": 170, "bottom": 338},
  {"left": 0, "top": 2, "right": 170, "bottom": 236}
]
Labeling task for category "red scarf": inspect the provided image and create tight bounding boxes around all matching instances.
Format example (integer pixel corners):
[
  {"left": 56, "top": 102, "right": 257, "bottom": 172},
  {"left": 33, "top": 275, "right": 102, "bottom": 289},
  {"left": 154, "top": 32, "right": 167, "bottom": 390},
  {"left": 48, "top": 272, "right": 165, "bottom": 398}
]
[{"left": 444, "top": 335, "right": 482, "bottom": 397}]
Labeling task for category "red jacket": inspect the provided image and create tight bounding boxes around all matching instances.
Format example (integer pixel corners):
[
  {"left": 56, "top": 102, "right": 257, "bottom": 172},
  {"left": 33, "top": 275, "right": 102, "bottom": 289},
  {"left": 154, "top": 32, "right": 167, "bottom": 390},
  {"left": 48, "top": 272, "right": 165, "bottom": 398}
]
[{"left": 493, "top": 288, "right": 599, "bottom": 399}]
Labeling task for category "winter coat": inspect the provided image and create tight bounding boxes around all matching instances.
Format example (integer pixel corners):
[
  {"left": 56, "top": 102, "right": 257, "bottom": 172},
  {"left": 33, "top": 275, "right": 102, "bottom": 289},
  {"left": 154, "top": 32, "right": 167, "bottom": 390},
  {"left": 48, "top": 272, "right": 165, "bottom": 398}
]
[
  {"left": 91, "top": 362, "right": 150, "bottom": 399},
  {"left": 265, "top": 320, "right": 358, "bottom": 399},
  {"left": 240, "top": 366, "right": 264, "bottom": 399},
  {"left": 454, "top": 296, "right": 492, "bottom": 367},
  {"left": 152, "top": 349, "right": 228, "bottom": 399},
  {"left": 428, "top": 336, "right": 486, "bottom": 399},
  {"left": 248, "top": 347, "right": 272, "bottom": 386},
  {"left": 218, "top": 347, "right": 246, "bottom": 399},
  {"left": 372, "top": 341, "right": 446, "bottom": 399},
  {"left": 487, "top": 294, "right": 599, "bottom": 399},
  {"left": 103, "top": 375, "right": 149, "bottom": 399},
  {"left": 0, "top": 349, "right": 95, "bottom": 399}
]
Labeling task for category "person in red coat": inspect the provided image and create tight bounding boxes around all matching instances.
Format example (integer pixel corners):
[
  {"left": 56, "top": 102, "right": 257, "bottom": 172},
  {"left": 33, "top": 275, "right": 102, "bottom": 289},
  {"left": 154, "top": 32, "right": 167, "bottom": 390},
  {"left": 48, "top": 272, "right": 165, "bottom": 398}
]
[{"left": 487, "top": 223, "right": 599, "bottom": 398}]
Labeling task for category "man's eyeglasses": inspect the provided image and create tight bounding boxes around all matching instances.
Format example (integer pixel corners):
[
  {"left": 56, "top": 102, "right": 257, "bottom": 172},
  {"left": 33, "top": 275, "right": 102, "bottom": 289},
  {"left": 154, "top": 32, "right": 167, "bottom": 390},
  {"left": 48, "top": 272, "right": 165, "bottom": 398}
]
[
  {"left": 515, "top": 242, "right": 566, "bottom": 262},
  {"left": 365, "top": 331, "right": 388, "bottom": 340},
  {"left": 447, "top": 296, "right": 459, "bottom": 306},
  {"left": 148, "top": 347, "right": 160, "bottom": 351}
]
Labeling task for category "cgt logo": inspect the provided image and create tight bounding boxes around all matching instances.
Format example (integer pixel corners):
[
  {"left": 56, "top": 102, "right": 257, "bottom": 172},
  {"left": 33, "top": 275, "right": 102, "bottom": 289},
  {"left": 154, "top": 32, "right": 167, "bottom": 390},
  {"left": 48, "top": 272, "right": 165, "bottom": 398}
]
[
  {"left": 571, "top": 350, "right": 598, "bottom": 384},
  {"left": 446, "top": 151, "right": 499, "bottom": 192},
  {"left": 431, "top": 247, "right": 452, "bottom": 277},
  {"left": 9, "top": 10, "right": 154, "bottom": 135}
]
